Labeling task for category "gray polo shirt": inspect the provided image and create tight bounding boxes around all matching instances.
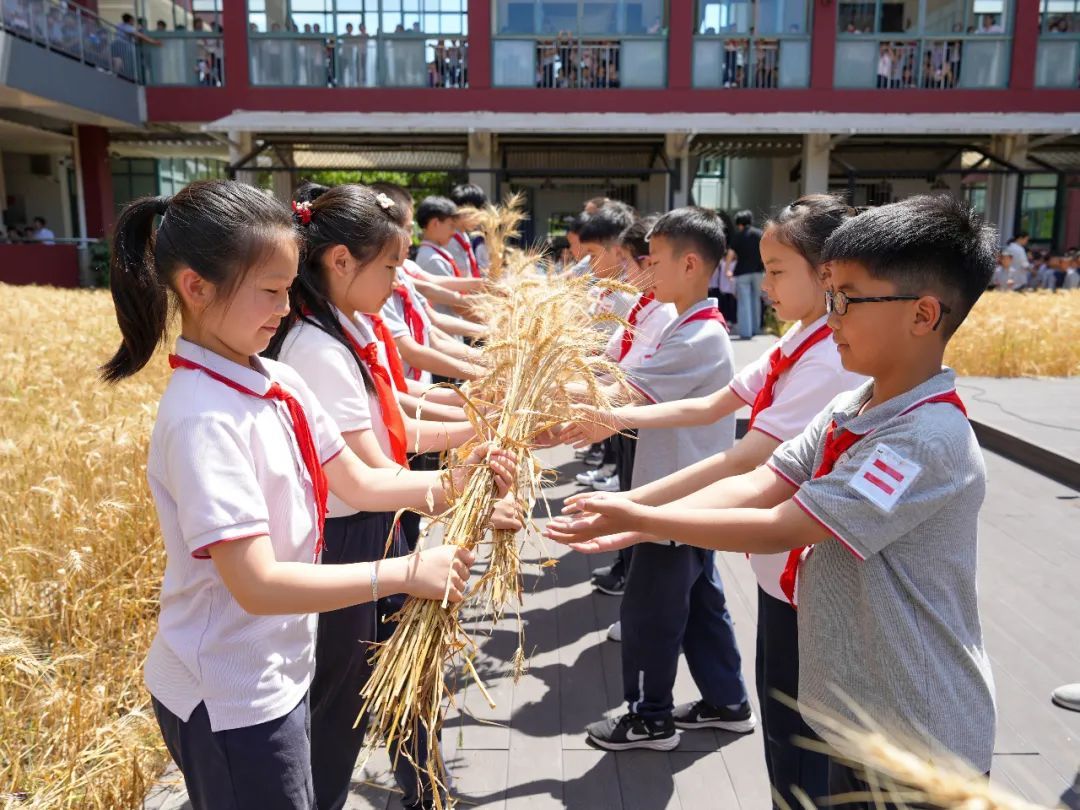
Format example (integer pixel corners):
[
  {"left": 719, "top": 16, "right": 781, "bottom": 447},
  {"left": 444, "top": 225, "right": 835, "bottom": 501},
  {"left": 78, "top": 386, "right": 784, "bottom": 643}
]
[
  {"left": 624, "top": 299, "right": 735, "bottom": 527},
  {"left": 769, "top": 369, "right": 996, "bottom": 772}
]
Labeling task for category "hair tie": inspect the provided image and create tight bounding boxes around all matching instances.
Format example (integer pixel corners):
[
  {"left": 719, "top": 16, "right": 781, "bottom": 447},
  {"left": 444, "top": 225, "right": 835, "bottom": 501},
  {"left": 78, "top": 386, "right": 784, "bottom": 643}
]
[
  {"left": 292, "top": 200, "right": 313, "bottom": 225},
  {"left": 375, "top": 192, "right": 396, "bottom": 211}
]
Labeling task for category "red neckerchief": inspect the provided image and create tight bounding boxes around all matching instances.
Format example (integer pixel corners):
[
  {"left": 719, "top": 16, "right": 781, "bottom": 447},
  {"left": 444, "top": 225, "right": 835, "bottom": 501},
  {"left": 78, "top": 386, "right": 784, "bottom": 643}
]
[
  {"left": 392, "top": 284, "right": 427, "bottom": 380},
  {"left": 779, "top": 390, "right": 968, "bottom": 606},
  {"left": 618, "top": 291, "right": 656, "bottom": 362},
  {"left": 168, "top": 354, "right": 330, "bottom": 558},
  {"left": 366, "top": 313, "right": 408, "bottom": 391},
  {"left": 336, "top": 322, "right": 409, "bottom": 466},
  {"left": 653, "top": 303, "right": 726, "bottom": 353},
  {"left": 422, "top": 241, "right": 464, "bottom": 278},
  {"left": 749, "top": 323, "right": 833, "bottom": 429},
  {"left": 452, "top": 232, "right": 482, "bottom": 278}
]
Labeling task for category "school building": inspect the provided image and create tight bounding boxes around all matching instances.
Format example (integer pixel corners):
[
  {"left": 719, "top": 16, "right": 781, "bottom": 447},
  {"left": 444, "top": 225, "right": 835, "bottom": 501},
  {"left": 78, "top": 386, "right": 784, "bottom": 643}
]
[{"left": 1, "top": 0, "right": 1079, "bottom": 284}]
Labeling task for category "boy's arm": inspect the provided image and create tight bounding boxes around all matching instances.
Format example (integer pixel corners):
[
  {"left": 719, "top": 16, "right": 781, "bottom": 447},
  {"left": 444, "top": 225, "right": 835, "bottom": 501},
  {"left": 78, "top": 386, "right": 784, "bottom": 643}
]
[{"left": 546, "top": 466, "right": 821, "bottom": 554}]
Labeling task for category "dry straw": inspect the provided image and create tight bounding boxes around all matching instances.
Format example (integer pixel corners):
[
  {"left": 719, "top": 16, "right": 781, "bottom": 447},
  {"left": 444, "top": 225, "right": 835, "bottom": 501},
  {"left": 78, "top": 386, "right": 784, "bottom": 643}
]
[{"left": 358, "top": 201, "right": 630, "bottom": 808}]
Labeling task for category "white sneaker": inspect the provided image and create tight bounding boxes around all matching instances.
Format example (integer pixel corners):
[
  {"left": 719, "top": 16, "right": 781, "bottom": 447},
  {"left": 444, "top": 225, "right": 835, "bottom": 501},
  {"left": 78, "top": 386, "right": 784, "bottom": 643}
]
[
  {"left": 575, "top": 468, "right": 604, "bottom": 485},
  {"left": 591, "top": 474, "right": 621, "bottom": 493},
  {"left": 607, "top": 621, "right": 622, "bottom": 642}
]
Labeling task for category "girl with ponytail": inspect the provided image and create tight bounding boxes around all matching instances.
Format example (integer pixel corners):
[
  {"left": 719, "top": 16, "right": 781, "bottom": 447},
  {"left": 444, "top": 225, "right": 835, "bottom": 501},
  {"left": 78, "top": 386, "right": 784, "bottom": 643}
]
[
  {"left": 557, "top": 195, "right": 868, "bottom": 806},
  {"left": 265, "top": 183, "right": 522, "bottom": 810},
  {"left": 101, "top": 179, "right": 515, "bottom": 810}
]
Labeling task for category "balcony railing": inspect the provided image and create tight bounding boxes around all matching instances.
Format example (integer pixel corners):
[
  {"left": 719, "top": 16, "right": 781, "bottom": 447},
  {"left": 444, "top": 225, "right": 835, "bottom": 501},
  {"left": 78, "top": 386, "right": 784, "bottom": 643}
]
[
  {"left": 1, "top": 0, "right": 141, "bottom": 82},
  {"left": 835, "top": 35, "right": 1010, "bottom": 89},
  {"left": 492, "top": 36, "right": 667, "bottom": 88},
  {"left": 249, "top": 34, "right": 467, "bottom": 88},
  {"left": 1036, "top": 33, "right": 1080, "bottom": 87},
  {"left": 143, "top": 32, "right": 223, "bottom": 86},
  {"left": 692, "top": 35, "right": 810, "bottom": 88}
]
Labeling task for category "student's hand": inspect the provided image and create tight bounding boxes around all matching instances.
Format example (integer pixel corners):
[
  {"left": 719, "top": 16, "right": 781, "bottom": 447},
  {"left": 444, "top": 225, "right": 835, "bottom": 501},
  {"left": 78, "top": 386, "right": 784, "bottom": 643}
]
[
  {"left": 531, "top": 424, "right": 564, "bottom": 448},
  {"left": 560, "top": 404, "right": 618, "bottom": 448},
  {"left": 403, "top": 544, "right": 476, "bottom": 602},
  {"left": 490, "top": 494, "right": 525, "bottom": 531},
  {"left": 551, "top": 531, "right": 645, "bottom": 554},
  {"left": 543, "top": 493, "right": 643, "bottom": 543},
  {"left": 451, "top": 442, "right": 518, "bottom": 498},
  {"left": 562, "top": 488, "right": 629, "bottom": 515}
]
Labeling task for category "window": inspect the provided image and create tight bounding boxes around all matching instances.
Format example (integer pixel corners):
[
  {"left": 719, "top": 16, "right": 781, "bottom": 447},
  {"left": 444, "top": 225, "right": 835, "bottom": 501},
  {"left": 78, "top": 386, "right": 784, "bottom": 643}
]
[
  {"left": 1040, "top": 0, "right": 1079, "bottom": 32},
  {"left": 494, "top": 0, "right": 668, "bottom": 36},
  {"left": 249, "top": 0, "right": 464, "bottom": 35},
  {"left": 837, "top": 0, "right": 1008, "bottom": 33},
  {"left": 697, "top": 0, "right": 808, "bottom": 35},
  {"left": 1018, "top": 173, "right": 1060, "bottom": 242},
  {"left": 138, "top": 0, "right": 224, "bottom": 32}
]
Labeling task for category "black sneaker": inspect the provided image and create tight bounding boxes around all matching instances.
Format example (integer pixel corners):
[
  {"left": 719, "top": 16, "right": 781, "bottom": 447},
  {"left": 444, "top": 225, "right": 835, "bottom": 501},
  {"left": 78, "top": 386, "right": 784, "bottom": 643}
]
[
  {"left": 583, "top": 448, "right": 605, "bottom": 467},
  {"left": 672, "top": 700, "right": 756, "bottom": 733},
  {"left": 592, "top": 570, "right": 626, "bottom": 596},
  {"left": 586, "top": 712, "right": 680, "bottom": 751}
]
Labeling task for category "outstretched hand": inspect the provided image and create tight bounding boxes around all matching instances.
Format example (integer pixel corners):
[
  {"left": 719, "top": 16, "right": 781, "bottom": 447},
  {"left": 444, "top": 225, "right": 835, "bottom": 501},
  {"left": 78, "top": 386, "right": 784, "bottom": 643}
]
[
  {"left": 558, "top": 404, "right": 619, "bottom": 448},
  {"left": 543, "top": 492, "right": 644, "bottom": 544}
]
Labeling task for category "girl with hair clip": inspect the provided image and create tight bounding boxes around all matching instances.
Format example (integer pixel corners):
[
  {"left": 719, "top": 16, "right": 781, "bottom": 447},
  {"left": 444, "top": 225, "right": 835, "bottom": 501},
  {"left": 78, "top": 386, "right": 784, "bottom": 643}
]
[
  {"left": 101, "top": 179, "right": 516, "bottom": 810},
  {"left": 266, "top": 183, "right": 522, "bottom": 810},
  {"left": 559, "top": 195, "right": 868, "bottom": 808}
]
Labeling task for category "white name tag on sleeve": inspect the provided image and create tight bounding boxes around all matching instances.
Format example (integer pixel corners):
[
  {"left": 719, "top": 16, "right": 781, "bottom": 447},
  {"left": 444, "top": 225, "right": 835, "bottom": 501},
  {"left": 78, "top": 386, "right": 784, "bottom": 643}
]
[{"left": 848, "top": 443, "right": 922, "bottom": 513}]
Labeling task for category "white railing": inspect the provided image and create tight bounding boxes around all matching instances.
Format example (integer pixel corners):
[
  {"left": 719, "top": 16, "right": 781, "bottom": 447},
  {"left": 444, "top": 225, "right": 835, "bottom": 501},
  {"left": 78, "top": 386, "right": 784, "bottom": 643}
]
[
  {"left": 493, "top": 36, "right": 667, "bottom": 88},
  {"left": 835, "top": 35, "right": 1011, "bottom": 88}
]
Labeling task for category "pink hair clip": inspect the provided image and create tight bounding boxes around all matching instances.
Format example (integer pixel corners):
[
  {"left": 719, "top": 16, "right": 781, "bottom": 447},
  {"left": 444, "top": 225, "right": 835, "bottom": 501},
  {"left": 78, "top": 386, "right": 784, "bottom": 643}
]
[{"left": 292, "top": 200, "right": 313, "bottom": 225}]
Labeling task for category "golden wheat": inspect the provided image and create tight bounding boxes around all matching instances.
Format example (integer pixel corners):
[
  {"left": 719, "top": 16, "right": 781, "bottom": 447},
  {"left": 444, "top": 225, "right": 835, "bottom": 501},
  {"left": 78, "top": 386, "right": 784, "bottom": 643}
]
[{"left": 0, "top": 284, "right": 169, "bottom": 809}]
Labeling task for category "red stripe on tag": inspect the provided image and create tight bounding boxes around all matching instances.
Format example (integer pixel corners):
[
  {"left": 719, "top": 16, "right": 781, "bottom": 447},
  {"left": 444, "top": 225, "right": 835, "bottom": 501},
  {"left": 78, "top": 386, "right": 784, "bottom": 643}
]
[
  {"left": 864, "top": 471, "right": 895, "bottom": 495},
  {"left": 873, "top": 458, "right": 905, "bottom": 482}
]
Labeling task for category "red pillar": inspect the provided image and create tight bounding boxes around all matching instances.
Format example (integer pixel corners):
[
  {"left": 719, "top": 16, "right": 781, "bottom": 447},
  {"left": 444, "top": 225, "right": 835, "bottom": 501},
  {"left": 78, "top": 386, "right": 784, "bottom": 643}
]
[
  {"left": 468, "top": 0, "right": 491, "bottom": 89},
  {"left": 223, "top": 0, "right": 250, "bottom": 89},
  {"left": 810, "top": 0, "right": 838, "bottom": 90},
  {"left": 667, "top": 0, "right": 692, "bottom": 89},
  {"left": 1008, "top": 0, "right": 1039, "bottom": 90},
  {"left": 77, "top": 125, "right": 114, "bottom": 239}
]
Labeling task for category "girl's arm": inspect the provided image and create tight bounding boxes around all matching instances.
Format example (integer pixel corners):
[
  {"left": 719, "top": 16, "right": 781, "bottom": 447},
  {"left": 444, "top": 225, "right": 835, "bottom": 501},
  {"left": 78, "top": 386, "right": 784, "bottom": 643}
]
[
  {"left": 397, "top": 391, "right": 468, "bottom": 422},
  {"left": 324, "top": 442, "right": 515, "bottom": 516},
  {"left": 428, "top": 329, "right": 485, "bottom": 365},
  {"left": 425, "top": 306, "right": 487, "bottom": 339},
  {"left": 394, "top": 334, "right": 483, "bottom": 381},
  {"left": 342, "top": 428, "right": 401, "bottom": 469},
  {"left": 404, "top": 381, "right": 465, "bottom": 407},
  {"left": 209, "top": 535, "right": 475, "bottom": 615},
  {"left": 561, "top": 385, "right": 745, "bottom": 447},
  {"left": 409, "top": 279, "right": 468, "bottom": 309},
  {"left": 403, "top": 416, "right": 477, "bottom": 454}
]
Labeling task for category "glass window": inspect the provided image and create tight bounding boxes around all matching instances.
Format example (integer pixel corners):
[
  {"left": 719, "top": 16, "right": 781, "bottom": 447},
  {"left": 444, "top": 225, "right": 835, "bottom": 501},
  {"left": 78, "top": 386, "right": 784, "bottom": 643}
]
[
  {"left": 1041, "top": 0, "right": 1080, "bottom": 32},
  {"left": 697, "top": 0, "right": 806, "bottom": 35},
  {"left": 494, "top": 0, "right": 666, "bottom": 36},
  {"left": 838, "top": 0, "right": 1007, "bottom": 33}
]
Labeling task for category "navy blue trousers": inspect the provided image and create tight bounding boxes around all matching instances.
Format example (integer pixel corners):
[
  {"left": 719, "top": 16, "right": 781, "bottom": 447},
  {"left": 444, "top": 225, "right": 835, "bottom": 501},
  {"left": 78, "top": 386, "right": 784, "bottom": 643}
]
[
  {"left": 310, "top": 510, "right": 428, "bottom": 810},
  {"left": 756, "top": 588, "right": 829, "bottom": 808},
  {"left": 152, "top": 696, "right": 314, "bottom": 810},
  {"left": 620, "top": 542, "right": 747, "bottom": 720}
]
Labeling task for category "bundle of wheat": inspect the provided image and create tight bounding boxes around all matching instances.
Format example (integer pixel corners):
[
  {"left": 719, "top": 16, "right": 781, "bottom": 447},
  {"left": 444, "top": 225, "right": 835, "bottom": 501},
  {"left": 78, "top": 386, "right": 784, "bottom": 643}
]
[{"left": 359, "top": 260, "right": 631, "bottom": 808}]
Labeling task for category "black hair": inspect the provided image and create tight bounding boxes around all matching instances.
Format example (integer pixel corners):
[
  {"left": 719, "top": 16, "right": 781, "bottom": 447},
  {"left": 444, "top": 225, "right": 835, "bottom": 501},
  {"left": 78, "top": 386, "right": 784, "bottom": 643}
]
[
  {"left": 821, "top": 194, "right": 996, "bottom": 338},
  {"left": 101, "top": 179, "right": 295, "bottom": 383},
  {"left": 264, "top": 184, "right": 408, "bottom": 392},
  {"left": 1010, "top": 231, "right": 1029, "bottom": 242},
  {"left": 122, "top": 13, "right": 134, "bottom": 23},
  {"left": 566, "top": 214, "right": 587, "bottom": 235},
  {"left": 766, "top": 194, "right": 855, "bottom": 269},
  {"left": 584, "top": 196, "right": 610, "bottom": 212},
  {"left": 294, "top": 180, "right": 330, "bottom": 204},
  {"left": 578, "top": 204, "right": 636, "bottom": 246},
  {"left": 368, "top": 181, "right": 414, "bottom": 227},
  {"left": 647, "top": 206, "right": 728, "bottom": 270},
  {"left": 415, "top": 196, "right": 458, "bottom": 229},
  {"left": 734, "top": 209, "right": 754, "bottom": 227},
  {"left": 618, "top": 215, "right": 658, "bottom": 259},
  {"left": 33, "top": 216, "right": 46, "bottom": 226},
  {"left": 450, "top": 183, "right": 488, "bottom": 209}
]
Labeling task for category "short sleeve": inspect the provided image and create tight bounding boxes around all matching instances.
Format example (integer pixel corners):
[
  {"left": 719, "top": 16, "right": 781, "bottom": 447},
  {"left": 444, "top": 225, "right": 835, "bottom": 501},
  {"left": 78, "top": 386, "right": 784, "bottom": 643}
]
[
  {"left": 791, "top": 417, "right": 974, "bottom": 560},
  {"left": 624, "top": 337, "right": 727, "bottom": 404},
  {"left": 281, "top": 337, "right": 373, "bottom": 438},
  {"left": 416, "top": 250, "right": 455, "bottom": 278},
  {"left": 730, "top": 347, "right": 770, "bottom": 406},
  {"left": 163, "top": 416, "right": 270, "bottom": 557},
  {"left": 767, "top": 404, "right": 833, "bottom": 487},
  {"left": 752, "top": 356, "right": 862, "bottom": 443},
  {"left": 380, "top": 295, "right": 411, "bottom": 338}
]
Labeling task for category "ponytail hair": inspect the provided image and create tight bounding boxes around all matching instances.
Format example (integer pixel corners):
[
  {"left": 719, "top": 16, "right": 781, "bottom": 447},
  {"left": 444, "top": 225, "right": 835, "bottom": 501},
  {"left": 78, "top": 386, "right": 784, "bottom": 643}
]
[
  {"left": 264, "top": 184, "right": 408, "bottom": 394},
  {"left": 100, "top": 179, "right": 297, "bottom": 382},
  {"left": 767, "top": 194, "right": 856, "bottom": 269}
]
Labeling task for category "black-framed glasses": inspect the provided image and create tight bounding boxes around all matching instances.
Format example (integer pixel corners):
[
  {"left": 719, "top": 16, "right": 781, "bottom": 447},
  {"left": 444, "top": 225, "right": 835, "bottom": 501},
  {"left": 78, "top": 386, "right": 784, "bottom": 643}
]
[{"left": 825, "top": 290, "right": 952, "bottom": 330}]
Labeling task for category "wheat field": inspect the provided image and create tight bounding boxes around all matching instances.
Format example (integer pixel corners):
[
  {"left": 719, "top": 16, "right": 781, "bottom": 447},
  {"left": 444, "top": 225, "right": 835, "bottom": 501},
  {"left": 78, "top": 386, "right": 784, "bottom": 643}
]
[{"left": 0, "top": 283, "right": 1076, "bottom": 810}]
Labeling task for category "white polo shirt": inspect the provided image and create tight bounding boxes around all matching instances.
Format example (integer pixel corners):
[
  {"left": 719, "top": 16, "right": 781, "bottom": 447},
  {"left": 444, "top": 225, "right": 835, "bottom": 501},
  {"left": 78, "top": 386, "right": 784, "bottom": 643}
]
[
  {"left": 381, "top": 264, "right": 434, "bottom": 386},
  {"left": 277, "top": 310, "right": 396, "bottom": 518},
  {"left": 604, "top": 294, "right": 678, "bottom": 369},
  {"left": 729, "top": 315, "right": 867, "bottom": 602},
  {"left": 144, "top": 337, "right": 345, "bottom": 732}
]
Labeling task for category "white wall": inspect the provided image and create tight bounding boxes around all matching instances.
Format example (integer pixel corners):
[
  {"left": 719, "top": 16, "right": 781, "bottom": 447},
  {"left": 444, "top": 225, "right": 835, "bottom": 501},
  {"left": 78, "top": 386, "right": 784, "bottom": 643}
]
[{"left": 2, "top": 152, "right": 70, "bottom": 237}]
